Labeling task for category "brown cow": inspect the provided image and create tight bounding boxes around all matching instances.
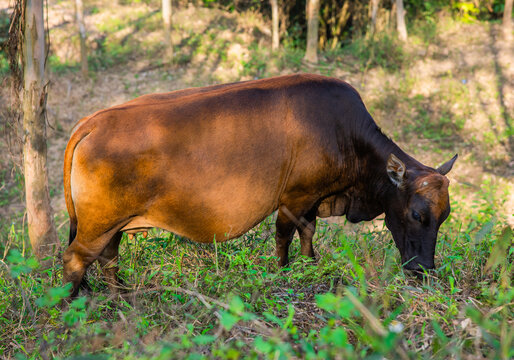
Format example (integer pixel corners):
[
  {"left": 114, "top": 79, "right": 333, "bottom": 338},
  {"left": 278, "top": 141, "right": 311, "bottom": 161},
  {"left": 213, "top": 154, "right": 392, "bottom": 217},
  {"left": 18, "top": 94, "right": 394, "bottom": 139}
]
[{"left": 63, "top": 74, "right": 457, "bottom": 297}]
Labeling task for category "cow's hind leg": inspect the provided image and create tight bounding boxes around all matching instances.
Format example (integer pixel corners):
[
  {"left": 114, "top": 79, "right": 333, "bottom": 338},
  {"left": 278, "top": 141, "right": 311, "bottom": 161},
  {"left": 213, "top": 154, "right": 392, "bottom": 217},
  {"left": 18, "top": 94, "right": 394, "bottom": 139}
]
[
  {"left": 63, "top": 226, "right": 122, "bottom": 298},
  {"left": 97, "top": 232, "right": 123, "bottom": 294}
]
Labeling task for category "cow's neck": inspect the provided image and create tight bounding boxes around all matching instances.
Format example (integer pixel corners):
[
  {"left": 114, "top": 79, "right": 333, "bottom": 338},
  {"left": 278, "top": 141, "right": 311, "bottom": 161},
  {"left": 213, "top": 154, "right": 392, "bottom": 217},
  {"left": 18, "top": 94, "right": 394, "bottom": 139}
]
[{"left": 352, "top": 124, "right": 421, "bottom": 209}]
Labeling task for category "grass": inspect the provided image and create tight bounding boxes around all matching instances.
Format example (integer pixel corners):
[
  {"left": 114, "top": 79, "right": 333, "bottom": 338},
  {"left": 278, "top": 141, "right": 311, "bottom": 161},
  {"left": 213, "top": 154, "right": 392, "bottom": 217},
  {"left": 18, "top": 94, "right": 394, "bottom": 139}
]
[
  {"left": 0, "top": 166, "right": 24, "bottom": 208},
  {"left": 369, "top": 68, "right": 474, "bottom": 154},
  {"left": 0, "top": 178, "right": 512, "bottom": 359},
  {"left": 344, "top": 33, "right": 409, "bottom": 73},
  {"left": 0, "top": 52, "right": 8, "bottom": 77}
]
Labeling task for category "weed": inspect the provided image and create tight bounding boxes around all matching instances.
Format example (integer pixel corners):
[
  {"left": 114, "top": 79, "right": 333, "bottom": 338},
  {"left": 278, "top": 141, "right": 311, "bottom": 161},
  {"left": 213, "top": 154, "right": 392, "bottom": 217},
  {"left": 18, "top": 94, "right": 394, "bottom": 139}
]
[
  {"left": 0, "top": 166, "right": 24, "bottom": 207},
  {"left": 410, "top": 18, "right": 438, "bottom": 46},
  {"left": 0, "top": 52, "right": 8, "bottom": 76},
  {"left": 48, "top": 54, "right": 79, "bottom": 74},
  {"left": 344, "top": 33, "right": 408, "bottom": 72}
]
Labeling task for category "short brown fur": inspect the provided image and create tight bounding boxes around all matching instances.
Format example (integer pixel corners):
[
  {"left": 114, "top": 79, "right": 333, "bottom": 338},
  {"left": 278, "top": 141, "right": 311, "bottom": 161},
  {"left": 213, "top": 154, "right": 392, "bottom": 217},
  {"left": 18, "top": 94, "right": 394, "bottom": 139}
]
[{"left": 415, "top": 174, "right": 450, "bottom": 219}]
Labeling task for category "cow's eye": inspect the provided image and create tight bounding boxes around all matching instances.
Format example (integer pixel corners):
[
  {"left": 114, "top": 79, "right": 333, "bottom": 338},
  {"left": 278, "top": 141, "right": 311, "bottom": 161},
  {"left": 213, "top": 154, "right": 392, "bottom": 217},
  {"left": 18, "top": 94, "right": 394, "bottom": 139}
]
[{"left": 412, "top": 210, "right": 422, "bottom": 222}]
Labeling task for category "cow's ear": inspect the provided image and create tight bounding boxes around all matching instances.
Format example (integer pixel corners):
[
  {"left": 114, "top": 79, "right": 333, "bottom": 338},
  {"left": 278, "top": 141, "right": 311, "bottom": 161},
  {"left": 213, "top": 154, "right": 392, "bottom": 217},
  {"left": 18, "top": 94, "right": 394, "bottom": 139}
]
[
  {"left": 387, "top": 154, "right": 406, "bottom": 188},
  {"left": 436, "top": 154, "right": 458, "bottom": 175}
]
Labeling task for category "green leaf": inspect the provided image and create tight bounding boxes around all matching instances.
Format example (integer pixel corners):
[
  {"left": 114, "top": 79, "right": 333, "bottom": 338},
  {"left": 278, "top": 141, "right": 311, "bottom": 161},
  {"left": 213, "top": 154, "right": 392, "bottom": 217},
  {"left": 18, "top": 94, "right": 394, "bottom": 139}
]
[
  {"left": 316, "top": 293, "right": 338, "bottom": 312},
  {"left": 229, "top": 296, "right": 245, "bottom": 315},
  {"left": 263, "top": 312, "right": 283, "bottom": 327},
  {"left": 254, "top": 336, "right": 273, "bottom": 354},
  {"left": 70, "top": 296, "right": 87, "bottom": 310},
  {"left": 301, "top": 340, "right": 316, "bottom": 357},
  {"left": 432, "top": 321, "right": 448, "bottom": 343},
  {"left": 316, "top": 293, "right": 355, "bottom": 318},
  {"left": 241, "top": 311, "right": 257, "bottom": 321},
  {"left": 336, "top": 299, "right": 355, "bottom": 318},
  {"left": 330, "top": 327, "right": 348, "bottom": 347},
  {"left": 36, "top": 284, "right": 72, "bottom": 308},
  {"left": 474, "top": 220, "right": 494, "bottom": 243},
  {"left": 9, "top": 264, "right": 32, "bottom": 279},
  {"left": 486, "top": 226, "right": 512, "bottom": 271},
  {"left": 192, "top": 335, "right": 216, "bottom": 345},
  {"left": 283, "top": 304, "right": 295, "bottom": 330},
  {"left": 185, "top": 353, "right": 205, "bottom": 360},
  {"left": 6, "top": 249, "right": 24, "bottom": 264},
  {"left": 219, "top": 310, "right": 240, "bottom": 331},
  {"left": 62, "top": 308, "right": 86, "bottom": 327},
  {"left": 6, "top": 250, "right": 39, "bottom": 278}
]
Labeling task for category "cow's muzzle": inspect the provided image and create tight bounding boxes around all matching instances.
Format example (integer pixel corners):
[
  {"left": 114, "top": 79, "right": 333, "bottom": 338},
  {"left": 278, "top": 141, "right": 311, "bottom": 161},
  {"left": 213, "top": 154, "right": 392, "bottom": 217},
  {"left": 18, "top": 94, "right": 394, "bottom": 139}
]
[{"left": 403, "top": 259, "right": 435, "bottom": 278}]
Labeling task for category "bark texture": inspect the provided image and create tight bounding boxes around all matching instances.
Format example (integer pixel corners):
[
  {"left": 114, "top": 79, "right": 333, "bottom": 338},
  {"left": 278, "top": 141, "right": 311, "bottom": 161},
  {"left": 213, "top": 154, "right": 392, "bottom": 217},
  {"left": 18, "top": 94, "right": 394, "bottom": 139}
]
[
  {"left": 23, "top": 0, "right": 59, "bottom": 263},
  {"left": 270, "top": 0, "right": 279, "bottom": 50},
  {"left": 162, "top": 0, "right": 173, "bottom": 62},
  {"left": 75, "top": 0, "right": 88, "bottom": 77},
  {"left": 370, "top": 0, "right": 380, "bottom": 36},
  {"left": 304, "top": 0, "right": 320, "bottom": 63},
  {"left": 504, "top": 0, "right": 513, "bottom": 30},
  {"left": 396, "top": 0, "right": 407, "bottom": 41}
]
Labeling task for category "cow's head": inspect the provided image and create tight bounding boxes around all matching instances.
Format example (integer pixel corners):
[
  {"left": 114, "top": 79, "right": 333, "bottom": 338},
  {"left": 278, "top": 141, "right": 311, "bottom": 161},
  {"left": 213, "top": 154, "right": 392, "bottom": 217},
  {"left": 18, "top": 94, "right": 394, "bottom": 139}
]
[{"left": 384, "top": 154, "right": 457, "bottom": 272}]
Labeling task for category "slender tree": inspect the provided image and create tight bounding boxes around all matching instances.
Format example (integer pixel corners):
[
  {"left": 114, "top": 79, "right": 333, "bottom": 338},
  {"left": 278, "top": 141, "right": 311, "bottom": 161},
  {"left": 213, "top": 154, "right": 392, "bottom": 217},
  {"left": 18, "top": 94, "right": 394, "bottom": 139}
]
[
  {"left": 395, "top": 0, "right": 407, "bottom": 41},
  {"left": 270, "top": 0, "right": 279, "bottom": 50},
  {"left": 304, "top": 0, "right": 320, "bottom": 63},
  {"left": 75, "top": 0, "right": 88, "bottom": 77},
  {"left": 22, "top": 0, "right": 59, "bottom": 262},
  {"left": 504, "top": 0, "right": 513, "bottom": 30},
  {"left": 162, "top": 0, "right": 173, "bottom": 63},
  {"left": 370, "top": 0, "right": 380, "bottom": 36},
  {"left": 329, "top": 1, "right": 350, "bottom": 50}
]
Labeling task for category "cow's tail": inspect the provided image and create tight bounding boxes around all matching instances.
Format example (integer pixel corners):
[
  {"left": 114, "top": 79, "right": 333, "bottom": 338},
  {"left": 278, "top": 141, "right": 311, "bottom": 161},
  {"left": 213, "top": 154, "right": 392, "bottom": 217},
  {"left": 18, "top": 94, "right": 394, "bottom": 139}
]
[{"left": 64, "top": 117, "right": 93, "bottom": 246}]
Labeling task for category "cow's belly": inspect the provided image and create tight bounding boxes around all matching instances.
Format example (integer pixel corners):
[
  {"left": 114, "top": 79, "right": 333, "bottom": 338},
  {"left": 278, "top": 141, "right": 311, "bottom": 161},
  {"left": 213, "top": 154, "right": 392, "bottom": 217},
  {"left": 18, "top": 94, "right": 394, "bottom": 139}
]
[
  {"left": 143, "top": 172, "right": 280, "bottom": 242},
  {"left": 119, "top": 187, "right": 277, "bottom": 243},
  {"left": 72, "top": 136, "right": 286, "bottom": 243}
]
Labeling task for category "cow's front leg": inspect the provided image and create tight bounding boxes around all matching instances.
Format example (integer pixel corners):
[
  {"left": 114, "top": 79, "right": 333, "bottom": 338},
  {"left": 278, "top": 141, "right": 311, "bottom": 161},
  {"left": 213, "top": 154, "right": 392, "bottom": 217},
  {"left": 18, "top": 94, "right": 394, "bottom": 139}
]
[
  {"left": 275, "top": 207, "right": 297, "bottom": 267},
  {"left": 298, "top": 208, "right": 316, "bottom": 259}
]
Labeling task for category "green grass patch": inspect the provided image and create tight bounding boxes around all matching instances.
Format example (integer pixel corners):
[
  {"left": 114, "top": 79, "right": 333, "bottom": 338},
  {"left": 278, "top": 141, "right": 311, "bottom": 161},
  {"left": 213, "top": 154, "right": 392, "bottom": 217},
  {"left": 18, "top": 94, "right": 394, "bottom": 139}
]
[
  {"left": 0, "top": 52, "right": 8, "bottom": 76},
  {"left": 0, "top": 165, "right": 24, "bottom": 207},
  {"left": 344, "top": 33, "right": 408, "bottom": 72}
]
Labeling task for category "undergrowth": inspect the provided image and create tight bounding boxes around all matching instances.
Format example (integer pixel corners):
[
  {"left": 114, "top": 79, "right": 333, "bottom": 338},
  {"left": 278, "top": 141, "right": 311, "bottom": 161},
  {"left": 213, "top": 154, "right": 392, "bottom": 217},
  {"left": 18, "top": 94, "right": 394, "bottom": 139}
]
[{"left": 0, "top": 180, "right": 512, "bottom": 359}]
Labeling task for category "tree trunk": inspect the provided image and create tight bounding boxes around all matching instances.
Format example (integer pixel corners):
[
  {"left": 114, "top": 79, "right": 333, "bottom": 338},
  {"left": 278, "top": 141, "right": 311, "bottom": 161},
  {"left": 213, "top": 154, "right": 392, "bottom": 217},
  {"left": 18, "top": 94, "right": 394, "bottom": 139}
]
[
  {"left": 304, "top": 0, "right": 320, "bottom": 63},
  {"left": 75, "top": 0, "right": 88, "bottom": 77},
  {"left": 504, "top": 0, "right": 513, "bottom": 30},
  {"left": 395, "top": 0, "right": 407, "bottom": 41},
  {"left": 370, "top": 0, "right": 380, "bottom": 36},
  {"left": 162, "top": 0, "right": 173, "bottom": 63},
  {"left": 330, "top": 1, "right": 350, "bottom": 50},
  {"left": 22, "top": 0, "right": 59, "bottom": 263},
  {"left": 270, "top": 0, "right": 279, "bottom": 50}
]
